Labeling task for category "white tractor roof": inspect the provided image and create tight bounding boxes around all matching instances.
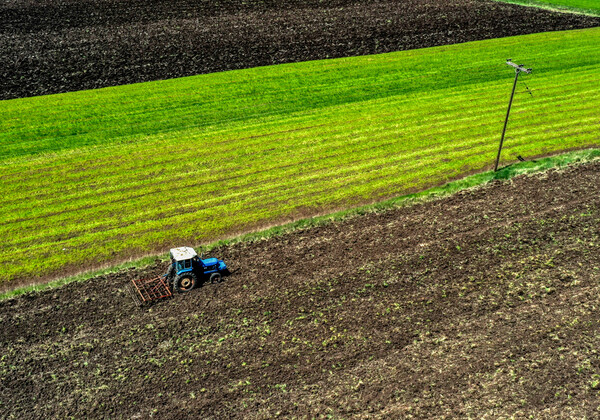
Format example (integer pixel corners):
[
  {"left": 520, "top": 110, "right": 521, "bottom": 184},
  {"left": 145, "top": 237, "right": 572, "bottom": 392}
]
[{"left": 170, "top": 246, "right": 197, "bottom": 261}]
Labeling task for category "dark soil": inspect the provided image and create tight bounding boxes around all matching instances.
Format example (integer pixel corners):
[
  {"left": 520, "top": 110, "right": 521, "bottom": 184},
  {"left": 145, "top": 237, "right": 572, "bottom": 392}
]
[
  {"left": 2, "top": 0, "right": 599, "bottom": 100},
  {"left": 1, "top": 160, "right": 599, "bottom": 418}
]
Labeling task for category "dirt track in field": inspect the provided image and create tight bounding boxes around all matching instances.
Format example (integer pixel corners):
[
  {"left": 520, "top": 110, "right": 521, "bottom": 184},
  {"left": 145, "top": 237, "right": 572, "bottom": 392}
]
[
  {"left": 1, "top": 159, "right": 599, "bottom": 418},
  {"left": 2, "top": 0, "right": 600, "bottom": 100}
]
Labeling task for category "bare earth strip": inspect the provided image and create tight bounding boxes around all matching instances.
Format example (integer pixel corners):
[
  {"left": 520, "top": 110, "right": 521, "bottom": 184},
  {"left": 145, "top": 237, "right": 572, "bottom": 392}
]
[
  {"left": 0, "top": 159, "right": 599, "bottom": 418},
  {"left": 1, "top": 0, "right": 599, "bottom": 99}
]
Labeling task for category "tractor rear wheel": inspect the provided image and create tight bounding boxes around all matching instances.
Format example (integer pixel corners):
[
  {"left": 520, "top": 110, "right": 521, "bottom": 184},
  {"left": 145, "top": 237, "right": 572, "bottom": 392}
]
[
  {"left": 210, "top": 272, "right": 222, "bottom": 284},
  {"left": 174, "top": 273, "right": 197, "bottom": 293}
]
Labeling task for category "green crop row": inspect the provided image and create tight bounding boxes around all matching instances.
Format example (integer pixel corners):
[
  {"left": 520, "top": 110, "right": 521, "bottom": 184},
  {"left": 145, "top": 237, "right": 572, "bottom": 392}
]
[{"left": 1, "top": 28, "right": 599, "bottom": 289}]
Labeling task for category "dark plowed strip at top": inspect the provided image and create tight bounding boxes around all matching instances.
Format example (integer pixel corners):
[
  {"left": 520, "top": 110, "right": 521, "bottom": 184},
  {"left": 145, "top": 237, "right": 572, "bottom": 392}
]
[{"left": 1, "top": 0, "right": 599, "bottom": 100}]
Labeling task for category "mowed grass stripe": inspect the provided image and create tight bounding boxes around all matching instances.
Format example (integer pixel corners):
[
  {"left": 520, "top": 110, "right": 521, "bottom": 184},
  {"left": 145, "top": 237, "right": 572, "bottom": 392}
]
[{"left": 1, "top": 28, "right": 599, "bottom": 287}]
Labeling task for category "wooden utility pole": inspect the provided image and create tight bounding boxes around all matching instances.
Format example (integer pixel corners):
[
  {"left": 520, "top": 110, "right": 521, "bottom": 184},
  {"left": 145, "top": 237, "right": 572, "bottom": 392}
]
[{"left": 494, "top": 59, "right": 532, "bottom": 172}]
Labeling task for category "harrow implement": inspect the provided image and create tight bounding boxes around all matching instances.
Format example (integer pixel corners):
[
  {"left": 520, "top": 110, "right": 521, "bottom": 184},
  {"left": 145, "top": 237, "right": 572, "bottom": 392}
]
[{"left": 128, "top": 276, "right": 172, "bottom": 306}]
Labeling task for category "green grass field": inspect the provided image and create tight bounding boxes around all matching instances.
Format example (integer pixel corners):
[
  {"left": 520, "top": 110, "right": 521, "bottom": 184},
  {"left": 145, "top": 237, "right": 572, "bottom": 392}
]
[
  {"left": 1, "top": 28, "right": 600, "bottom": 289},
  {"left": 497, "top": 0, "right": 600, "bottom": 14}
]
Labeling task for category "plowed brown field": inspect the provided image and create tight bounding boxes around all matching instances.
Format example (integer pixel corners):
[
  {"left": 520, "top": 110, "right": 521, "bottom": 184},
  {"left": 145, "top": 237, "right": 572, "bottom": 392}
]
[
  {"left": 2, "top": 0, "right": 600, "bottom": 99},
  {"left": 1, "top": 160, "right": 599, "bottom": 418}
]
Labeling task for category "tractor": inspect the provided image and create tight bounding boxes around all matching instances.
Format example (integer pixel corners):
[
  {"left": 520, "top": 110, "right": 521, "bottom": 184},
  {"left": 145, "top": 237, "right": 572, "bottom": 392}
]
[{"left": 128, "top": 246, "right": 228, "bottom": 306}]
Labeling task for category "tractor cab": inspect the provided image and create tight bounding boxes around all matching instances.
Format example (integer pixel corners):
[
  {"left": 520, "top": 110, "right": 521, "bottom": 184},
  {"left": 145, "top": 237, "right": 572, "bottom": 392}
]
[{"left": 170, "top": 246, "right": 198, "bottom": 275}]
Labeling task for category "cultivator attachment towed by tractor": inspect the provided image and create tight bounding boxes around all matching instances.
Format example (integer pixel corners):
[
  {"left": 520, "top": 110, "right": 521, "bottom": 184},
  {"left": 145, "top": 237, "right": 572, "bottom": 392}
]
[{"left": 128, "top": 276, "right": 173, "bottom": 306}]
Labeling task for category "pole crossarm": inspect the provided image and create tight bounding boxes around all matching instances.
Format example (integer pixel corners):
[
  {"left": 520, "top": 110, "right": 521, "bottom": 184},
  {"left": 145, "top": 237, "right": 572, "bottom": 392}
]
[{"left": 506, "top": 59, "right": 532, "bottom": 74}]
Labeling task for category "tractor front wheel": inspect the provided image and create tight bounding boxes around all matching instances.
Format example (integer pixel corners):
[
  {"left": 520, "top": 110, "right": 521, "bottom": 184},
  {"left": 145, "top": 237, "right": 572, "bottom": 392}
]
[
  {"left": 174, "top": 273, "right": 197, "bottom": 293},
  {"left": 210, "top": 272, "right": 222, "bottom": 284}
]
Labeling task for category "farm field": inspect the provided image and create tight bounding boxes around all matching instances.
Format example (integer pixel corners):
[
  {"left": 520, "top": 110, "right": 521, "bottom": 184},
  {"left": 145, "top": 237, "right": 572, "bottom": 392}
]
[
  {"left": 2, "top": 27, "right": 600, "bottom": 290},
  {"left": 2, "top": 0, "right": 600, "bottom": 100},
  {"left": 1, "top": 159, "right": 599, "bottom": 418},
  {"left": 497, "top": 0, "right": 600, "bottom": 15}
]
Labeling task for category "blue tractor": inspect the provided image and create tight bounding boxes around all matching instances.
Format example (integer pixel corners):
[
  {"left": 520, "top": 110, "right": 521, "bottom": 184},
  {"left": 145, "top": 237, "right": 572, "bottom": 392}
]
[
  {"left": 129, "top": 246, "right": 229, "bottom": 306},
  {"left": 165, "top": 246, "right": 228, "bottom": 292}
]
